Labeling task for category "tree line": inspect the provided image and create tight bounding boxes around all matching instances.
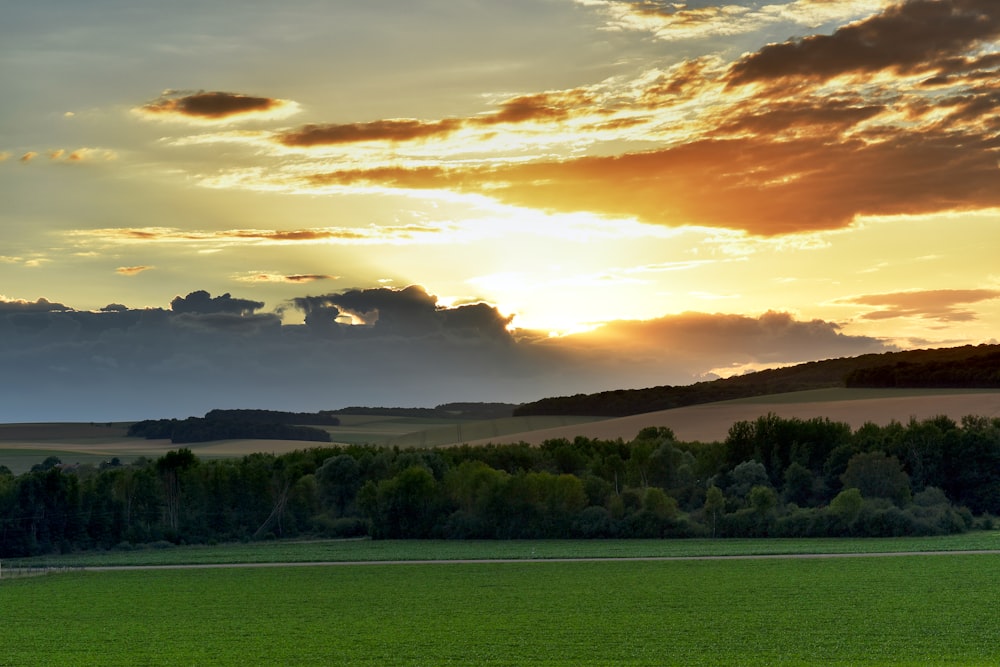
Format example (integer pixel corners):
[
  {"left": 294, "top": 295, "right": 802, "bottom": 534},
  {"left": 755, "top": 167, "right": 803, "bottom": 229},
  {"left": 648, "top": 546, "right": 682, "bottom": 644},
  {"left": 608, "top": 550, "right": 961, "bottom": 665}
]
[
  {"left": 127, "top": 411, "right": 335, "bottom": 444},
  {"left": 845, "top": 349, "right": 1000, "bottom": 388},
  {"left": 2, "top": 412, "right": 998, "bottom": 557},
  {"left": 515, "top": 344, "right": 1000, "bottom": 417}
]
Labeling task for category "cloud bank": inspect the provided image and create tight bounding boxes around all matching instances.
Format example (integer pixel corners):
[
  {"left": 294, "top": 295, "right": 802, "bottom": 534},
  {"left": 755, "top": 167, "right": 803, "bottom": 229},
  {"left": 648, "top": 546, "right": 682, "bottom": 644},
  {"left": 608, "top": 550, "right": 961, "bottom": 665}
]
[{"left": 0, "top": 287, "right": 889, "bottom": 422}]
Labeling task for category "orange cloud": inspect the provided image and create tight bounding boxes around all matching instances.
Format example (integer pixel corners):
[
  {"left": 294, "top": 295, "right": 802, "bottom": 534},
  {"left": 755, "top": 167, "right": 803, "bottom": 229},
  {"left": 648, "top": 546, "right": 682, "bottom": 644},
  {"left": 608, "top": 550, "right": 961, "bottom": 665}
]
[
  {"left": 273, "top": 88, "right": 598, "bottom": 147},
  {"left": 235, "top": 273, "right": 337, "bottom": 284},
  {"left": 116, "top": 266, "right": 153, "bottom": 276},
  {"left": 843, "top": 289, "right": 1000, "bottom": 322},
  {"left": 307, "top": 121, "right": 1000, "bottom": 236},
  {"left": 68, "top": 224, "right": 449, "bottom": 246},
  {"left": 577, "top": 0, "right": 890, "bottom": 41},
  {"left": 286, "top": 2, "right": 1000, "bottom": 236},
  {"left": 14, "top": 148, "right": 117, "bottom": 164},
  {"left": 136, "top": 90, "right": 298, "bottom": 122}
]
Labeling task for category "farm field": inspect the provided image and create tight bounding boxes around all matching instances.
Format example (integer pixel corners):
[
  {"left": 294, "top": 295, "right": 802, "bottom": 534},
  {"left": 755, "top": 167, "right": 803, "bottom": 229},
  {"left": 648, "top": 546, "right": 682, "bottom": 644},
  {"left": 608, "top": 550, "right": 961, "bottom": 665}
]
[
  {"left": 0, "top": 414, "right": 607, "bottom": 474},
  {"left": 466, "top": 388, "right": 1000, "bottom": 446},
  {"left": 3, "top": 552, "right": 999, "bottom": 665},
  {"left": 3, "top": 388, "right": 1000, "bottom": 473},
  {"left": 6, "top": 533, "right": 1000, "bottom": 569}
]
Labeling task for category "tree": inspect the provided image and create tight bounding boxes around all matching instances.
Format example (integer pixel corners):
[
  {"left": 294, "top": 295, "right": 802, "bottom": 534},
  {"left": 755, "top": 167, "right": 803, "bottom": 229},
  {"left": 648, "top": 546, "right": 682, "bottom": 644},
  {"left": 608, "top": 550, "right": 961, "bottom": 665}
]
[
  {"left": 749, "top": 485, "right": 777, "bottom": 517},
  {"left": 704, "top": 485, "right": 725, "bottom": 538},
  {"left": 782, "top": 462, "right": 815, "bottom": 506},
  {"left": 366, "top": 466, "right": 442, "bottom": 538},
  {"left": 316, "top": 454, "right": 361, "bottom": 516},
  {"left": 156, "top": 448, "right": 198, "bottom": 533},
  {"left": 830, "top": 487, "right": 863, "bottom": 526},
  {"left": 841, "top": 452, "right": 911, "bottom": 506},
  {"left": 728, "top": 460, "right": 769, "bottom": 501}
]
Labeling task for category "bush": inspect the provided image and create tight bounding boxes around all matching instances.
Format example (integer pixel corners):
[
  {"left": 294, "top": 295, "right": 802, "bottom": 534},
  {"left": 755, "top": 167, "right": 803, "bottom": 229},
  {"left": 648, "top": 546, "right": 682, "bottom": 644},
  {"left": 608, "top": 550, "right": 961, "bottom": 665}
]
[
  {"left": 311, "top": 515, "right": 369, "bottom": 538},
  {"left": 571, "top": 506, "right": 617, "bottom": 538}
]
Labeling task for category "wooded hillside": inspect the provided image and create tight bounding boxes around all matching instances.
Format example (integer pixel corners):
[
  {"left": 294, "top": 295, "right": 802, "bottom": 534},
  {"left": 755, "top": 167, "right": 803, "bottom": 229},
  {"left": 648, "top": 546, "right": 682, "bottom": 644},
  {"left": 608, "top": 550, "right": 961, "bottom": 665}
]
[{"left": 515, "top": 344, "right": 1000, "bottom": 417}]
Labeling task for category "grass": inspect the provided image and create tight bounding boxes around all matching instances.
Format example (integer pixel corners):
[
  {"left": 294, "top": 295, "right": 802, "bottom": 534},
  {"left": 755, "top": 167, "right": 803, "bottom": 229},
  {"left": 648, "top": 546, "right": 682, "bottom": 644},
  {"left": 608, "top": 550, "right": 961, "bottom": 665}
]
[
  {"left": 2, "top": 554, "right": 999, "bottom": 665},
  {"left": 7, "top": 532, "right": 1000, "bottom": 568}
]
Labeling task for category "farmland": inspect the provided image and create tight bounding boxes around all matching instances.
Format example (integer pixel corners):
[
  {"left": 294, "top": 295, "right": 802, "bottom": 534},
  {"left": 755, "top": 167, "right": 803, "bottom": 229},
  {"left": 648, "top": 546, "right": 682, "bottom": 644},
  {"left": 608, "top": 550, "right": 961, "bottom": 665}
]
[
  {"left": 3, "top": 549, "right": 999, "bottom": 665},
  {"left": 464, "top": 388, "right": 1000, "bottom": 446},
  {"left": 5, "top": 532, "right": 1000, "bottom": 568},
  {"left": 0, "top": 414, "right": 606, "bottom": 474},
  {"left": 3, "top": 388, "right": 1000, "bottom": 474}
]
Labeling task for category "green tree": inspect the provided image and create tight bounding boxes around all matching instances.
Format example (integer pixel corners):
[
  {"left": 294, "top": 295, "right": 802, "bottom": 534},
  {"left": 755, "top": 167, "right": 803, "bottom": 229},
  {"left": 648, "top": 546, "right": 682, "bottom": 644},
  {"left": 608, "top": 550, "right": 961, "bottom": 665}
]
[
  {"left": 316, "top": 454, "right": 361, "bottom": 516},
  {"left": 841, "top": 452, "right": 911, "bottom": 506},
  {"left": 749, "top": 485, "right": 777, "bottom": 517},
  {"left": 830, "top": 487, "right": 863, "bottom": 526},
  {"left": 367, "top": 466, "right": 442, "bottom": 538},
  {"left": 704, "top": 485, "right": 725, "bottom": 538},
  {"left": 782, "top": 462, "right": 815, "bottom": 506},
  {"left": 155, "top": 448, "right": 198, "bottom": 533},
  {"left": 728, "top": 460, "right": 769, "bottom": 501}
]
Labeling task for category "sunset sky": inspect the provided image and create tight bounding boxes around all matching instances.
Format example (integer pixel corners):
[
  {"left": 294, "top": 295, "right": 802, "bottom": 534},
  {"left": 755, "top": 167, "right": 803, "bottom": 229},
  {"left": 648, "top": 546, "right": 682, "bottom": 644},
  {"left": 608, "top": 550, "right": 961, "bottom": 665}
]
[{"left": 2, "top": 0, "right": 999, "bottom": 422}]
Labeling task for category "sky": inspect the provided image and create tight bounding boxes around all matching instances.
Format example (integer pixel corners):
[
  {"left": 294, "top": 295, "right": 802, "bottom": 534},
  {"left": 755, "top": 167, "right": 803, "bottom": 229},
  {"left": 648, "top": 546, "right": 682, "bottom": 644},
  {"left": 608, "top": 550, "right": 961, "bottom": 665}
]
[{"left": 2, "top": 0, "right": 1000, "bottom": 422}]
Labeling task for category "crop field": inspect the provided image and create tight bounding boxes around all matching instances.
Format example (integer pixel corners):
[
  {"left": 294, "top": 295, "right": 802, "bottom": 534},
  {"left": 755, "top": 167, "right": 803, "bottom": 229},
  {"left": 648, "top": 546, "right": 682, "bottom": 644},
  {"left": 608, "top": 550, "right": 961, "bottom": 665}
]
[
  {"left": 0, "top": 414, "right": 606, "bottom": 473},
  {"left": 315, "top": 413, "right": 607, "bottom": 448},
  {"left": 4, "top": 389, "right": 1000, "bottom": 473},
  {"left": 6, "top": 533, "right": 1000, "bottom": 569},
  {"left": 2, "top": 552, "right": 999, "bottom": 665},
  {"left": 467, "top": 388, "right": 1000, "bottom": 446}
]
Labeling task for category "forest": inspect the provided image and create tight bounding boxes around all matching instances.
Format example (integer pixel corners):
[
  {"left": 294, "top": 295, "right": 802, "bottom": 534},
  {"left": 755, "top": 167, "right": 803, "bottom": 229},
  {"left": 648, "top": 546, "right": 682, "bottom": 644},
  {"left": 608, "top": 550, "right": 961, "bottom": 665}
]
[
  {"left": 2, "top": 412, "right": 998, "bottom": 557},
  {"left": 127, "top": 410, "right": 336, "bottom": 444},
  {"left": 516, "top": 343, "right": 1000, "bottom": 416}
]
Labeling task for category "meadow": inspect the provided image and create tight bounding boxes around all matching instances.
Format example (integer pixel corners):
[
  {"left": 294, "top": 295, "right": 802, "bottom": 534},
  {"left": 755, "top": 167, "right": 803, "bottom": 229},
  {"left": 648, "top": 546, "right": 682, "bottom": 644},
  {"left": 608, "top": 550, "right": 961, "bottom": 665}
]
[{"left": 2, "top": 550, "right": 999, "bottom": 665}]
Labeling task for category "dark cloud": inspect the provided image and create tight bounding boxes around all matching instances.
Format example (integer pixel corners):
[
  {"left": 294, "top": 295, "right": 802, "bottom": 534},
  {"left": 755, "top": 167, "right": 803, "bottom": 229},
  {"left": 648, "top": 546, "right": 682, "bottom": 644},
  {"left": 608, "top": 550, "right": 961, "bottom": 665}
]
[
  {"left": 442, "top": 302, "right": 514, "bottom": 340},
  {"left": 277, "top": 119, "right": 463, "bottom": 147},
  {"left": 137, "top": 91, "right": 293, "bottom": 121},
  {"left": 844, "top": 289, "right": 1000, "bottom": 322},
  {"left": 290, "top": 285, "right": 512, "bottom": 340},
  {"left": 170, "top": 290, "right": 264, "bottom": 316},
  {"left": 559, "top": 310, "right": 890, "bottom": 369},
  {"left": 726, "top": 0, "right": 1000, "bottom": 86},
  {"left": 273, "top": 89, "right": 594, "bottom": 147},
  {"left": 0, "top": 297, "right": 71, "bottom": 312},
  {"left": 324, "top": 285, "right": 440, "bottom": 331},
  {"left": 0, "top": 288, "right": 897, "bottom": 422},
  {"left": 239, "top": 273, "right": 336, "bottom": 284}
]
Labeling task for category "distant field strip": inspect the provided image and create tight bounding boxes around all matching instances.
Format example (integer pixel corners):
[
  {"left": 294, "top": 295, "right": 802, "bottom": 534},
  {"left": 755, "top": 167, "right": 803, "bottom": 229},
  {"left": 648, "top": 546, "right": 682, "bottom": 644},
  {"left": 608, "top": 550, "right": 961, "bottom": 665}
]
[
  {"left": 4, "top": 554, "right": 1000, "bottom": 665},
  {"left": 11, "top": 534, "right": 1000, "bottom": 568},
  {"left": 4, "top": 390, "right": 1000, "bottom": 473},
  {"left": 466, "top": 389, "right": 1000, "bottom": 445}
]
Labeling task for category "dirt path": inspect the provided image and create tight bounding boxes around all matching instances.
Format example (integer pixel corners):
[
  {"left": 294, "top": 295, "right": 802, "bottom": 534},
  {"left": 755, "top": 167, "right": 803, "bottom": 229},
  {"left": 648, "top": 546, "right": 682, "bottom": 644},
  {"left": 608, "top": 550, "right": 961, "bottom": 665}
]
[{"left": 72, "top": 550, "right": 1000, "bottom": 571}]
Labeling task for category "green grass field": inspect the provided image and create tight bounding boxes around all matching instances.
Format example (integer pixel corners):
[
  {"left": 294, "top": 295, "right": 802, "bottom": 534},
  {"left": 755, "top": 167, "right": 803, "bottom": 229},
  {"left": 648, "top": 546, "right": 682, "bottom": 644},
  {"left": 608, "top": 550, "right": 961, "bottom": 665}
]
[
  {"left": 3, "top": 553, "right": 998, "bottom": 665},
  {"left": 6, "top": 532, "right": 999, "bottom": 568}
]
